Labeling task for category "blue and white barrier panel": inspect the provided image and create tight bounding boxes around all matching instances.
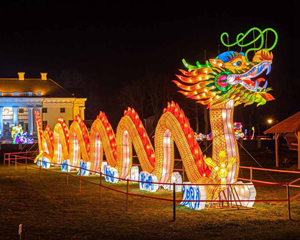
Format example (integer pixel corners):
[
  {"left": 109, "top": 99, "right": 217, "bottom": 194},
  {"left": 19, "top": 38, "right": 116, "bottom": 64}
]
[{"left": 180, "top": 183, "right": 207, "bottom": 210}]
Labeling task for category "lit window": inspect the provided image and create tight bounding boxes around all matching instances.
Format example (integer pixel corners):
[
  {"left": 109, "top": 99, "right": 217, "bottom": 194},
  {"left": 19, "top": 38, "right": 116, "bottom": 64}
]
[
  {"left": 42, "top": 108, "right": 47, "bottom": 113},
  {"left": 60, "top": 108, "right": 65, "bottom": 113}
]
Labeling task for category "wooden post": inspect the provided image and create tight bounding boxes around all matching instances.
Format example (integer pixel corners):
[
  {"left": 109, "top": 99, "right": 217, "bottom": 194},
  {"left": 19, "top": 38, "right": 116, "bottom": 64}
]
[
  {"left": 257, "top": 138, "right": 261, "bottom": 148},
  {"left": 15, "top": 155, "right": 17, "bottom": 170},
  {"left": 126, "top": 179, "right": 129, "bottom": 211},
  {"left": 173, "top": 182, "right": 176, "bottom": 221},
  {"left": 19, "top": 223, "right": 22, "bottom": 240},
  {"left": 66, "top": 164, "right": 69, "bottom": 185},
  {"left": 250, "top": 167, "right": 253, "bottom": 182},
  {"left": 286, "top": 182, "right": 291, "bottom": 220},
  {"left": 227, "top": 187, "right": 232, "bottom": 208},
  {"left": 9, "top": 154, "right": 10, "bottom": 167},
  {"left": 79, "top": 167, "right": 82, "bottom": 193},
  {"left": 25, "top": 150, "right": 27, "bottom": 173},
  {"left": 298, "top": 131, "right": 300, "bottom": 170},
  {"left": 100, "top": 172, "right": 102, "bottom": 200},
  {"left": 25, "top": 156, "right": 27, "bottom": 174},
  {"left": 39, "top": 159, "right": 42, "bottom": 179},
  {"left": 275, "top": 133, "right": 279, "bottom": 168}
]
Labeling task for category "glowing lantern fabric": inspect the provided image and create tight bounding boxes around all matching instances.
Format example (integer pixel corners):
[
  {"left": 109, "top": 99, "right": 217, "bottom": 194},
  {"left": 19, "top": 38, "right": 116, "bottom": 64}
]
[
  {"left": 36, "top": 102, "right": 211, "bottom": 184},
  {"left": 34, "top": 27, "right": 277, "bottom": 206},
  {"left": 173, "top": 27, "right": 277, "bottom": 202}
]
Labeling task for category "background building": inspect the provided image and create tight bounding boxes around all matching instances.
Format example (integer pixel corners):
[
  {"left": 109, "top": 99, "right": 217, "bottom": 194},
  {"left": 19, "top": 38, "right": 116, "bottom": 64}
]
[{"left": 0, "top": 72, "right": 86, "bottom": 139}]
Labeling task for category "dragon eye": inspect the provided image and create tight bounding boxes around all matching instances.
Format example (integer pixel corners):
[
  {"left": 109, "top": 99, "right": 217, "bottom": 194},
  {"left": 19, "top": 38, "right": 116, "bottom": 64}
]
[{"left": 232, "top": 61, "right": 242, "bottom": 67}]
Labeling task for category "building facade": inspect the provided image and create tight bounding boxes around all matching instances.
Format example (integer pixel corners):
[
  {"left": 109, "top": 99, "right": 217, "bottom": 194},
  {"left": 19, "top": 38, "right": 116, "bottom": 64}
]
[{"left": 0, "top": 72, "right": 86, "bottom": 138}]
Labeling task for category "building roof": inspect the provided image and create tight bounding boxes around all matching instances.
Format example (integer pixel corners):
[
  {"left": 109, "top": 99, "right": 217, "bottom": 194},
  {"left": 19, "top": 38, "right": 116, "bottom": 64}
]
[
  {"left": 0, "top": 78, "right": 74, "bottom": 97},
  {"left": 264, "top": 111, "right": 300, "bottom": 134}
]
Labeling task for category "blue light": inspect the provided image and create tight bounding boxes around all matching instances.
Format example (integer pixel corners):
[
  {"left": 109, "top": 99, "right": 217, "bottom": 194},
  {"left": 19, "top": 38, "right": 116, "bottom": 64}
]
[
  {"left": 78, "top": 160, "right": 91, "bottom": 176},
  {"left": 61, "top": 159, "right": 70, "bottom": 172},
  {"left": 139, "top": 171, "right": 159, "bottom": 192},
  {"left": 180, "top": 184, "right": 207, "bottom": 210},
  {"left": 104, "top": 165, "right": 119, "bottom": 183}
]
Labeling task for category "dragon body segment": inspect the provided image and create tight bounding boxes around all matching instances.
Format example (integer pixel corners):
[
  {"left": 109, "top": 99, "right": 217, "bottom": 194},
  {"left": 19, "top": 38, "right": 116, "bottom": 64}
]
[{"left": 35, "top": 101, "right": 211, "bottom": 184}]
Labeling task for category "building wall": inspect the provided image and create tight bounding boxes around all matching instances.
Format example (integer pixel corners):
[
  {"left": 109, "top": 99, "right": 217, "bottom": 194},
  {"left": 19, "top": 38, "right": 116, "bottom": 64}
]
[
  {"left": 0, "top": 97, "right": 86, "bottom": 137},
  {"left": 42, "top": 98, "right": 86, "bottom": 130},
  {"left": 41, "top": 106, "right": 73, "bottom": 130}
]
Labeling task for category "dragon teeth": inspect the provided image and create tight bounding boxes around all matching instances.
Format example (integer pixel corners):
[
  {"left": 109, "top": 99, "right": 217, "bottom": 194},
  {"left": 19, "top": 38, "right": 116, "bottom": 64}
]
[{"left": 266, "top": 64, "right": 271, "bottom": 75}]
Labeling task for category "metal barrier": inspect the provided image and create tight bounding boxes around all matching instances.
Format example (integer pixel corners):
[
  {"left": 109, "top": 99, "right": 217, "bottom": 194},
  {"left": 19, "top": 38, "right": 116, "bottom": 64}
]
[
  {"left": 3, "top": 150, "right": 38, "bottom": 167},
  {"left": 239, "top": 166, "right": 300, "bottom": 188},
  {"left": 238, "top": 166, "right": 300, "bottom": 206},
  {"left": 6, "top": 153, "right": 294, "bottom": 221}
]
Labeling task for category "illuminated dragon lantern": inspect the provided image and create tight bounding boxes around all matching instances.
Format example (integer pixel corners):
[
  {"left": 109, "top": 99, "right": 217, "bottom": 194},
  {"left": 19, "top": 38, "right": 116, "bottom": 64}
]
[
  {"left": 35, "top": 27, "right": 277, "bottom": 209},
  {"left": 176, "top": 49, "right": 274, "bottom": 107},
  {"left": 174, "top": 27, "right": 278, "bottom": 201}
]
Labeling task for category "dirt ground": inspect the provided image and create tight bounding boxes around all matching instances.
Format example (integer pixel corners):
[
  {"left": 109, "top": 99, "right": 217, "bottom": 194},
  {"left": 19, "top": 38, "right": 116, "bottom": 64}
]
[{"left": 0, "top": 149, "right": 300, "bottom": 240}]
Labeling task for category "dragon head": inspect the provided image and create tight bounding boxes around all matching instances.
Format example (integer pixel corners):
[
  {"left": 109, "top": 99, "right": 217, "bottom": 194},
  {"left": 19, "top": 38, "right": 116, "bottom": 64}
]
[{"left": 174, "top": 28, "right": 277, "bottom": 108}]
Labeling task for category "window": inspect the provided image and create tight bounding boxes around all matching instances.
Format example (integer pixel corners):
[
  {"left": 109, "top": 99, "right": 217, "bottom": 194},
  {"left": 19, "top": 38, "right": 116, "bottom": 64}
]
[
  {"left": 3, "top": 107, "right": 13, "bottom": 122},
  {"left": 60, "top": 108, "right": 65, "bottom": 113},
  {"left": 42, "top": 121, "right": 47, "bottom": 130},
  {"left": 18, "top": 108, "right": 28, "bottom": 131},
  {"left": 42, "top": 108, "right": 47, "bottom": 113}
]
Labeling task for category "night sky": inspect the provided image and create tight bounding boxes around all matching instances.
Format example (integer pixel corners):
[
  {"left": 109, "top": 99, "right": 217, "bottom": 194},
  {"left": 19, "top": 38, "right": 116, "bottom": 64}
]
[{"left": 0, "top": 1, "right": 299, "bottom": 131}]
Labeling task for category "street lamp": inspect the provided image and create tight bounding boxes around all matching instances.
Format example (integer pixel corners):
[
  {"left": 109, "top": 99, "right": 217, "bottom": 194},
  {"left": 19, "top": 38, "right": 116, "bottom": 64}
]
[{"left": 267, "top": 118, "right": 273, "bottom": 124}]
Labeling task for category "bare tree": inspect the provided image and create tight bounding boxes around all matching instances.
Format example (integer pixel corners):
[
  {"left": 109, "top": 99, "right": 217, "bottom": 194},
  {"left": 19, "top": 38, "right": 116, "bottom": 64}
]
[
  {"left": 145, "top": 73, "right": 174, "bottom": 125},
  {"left": 54, "top": 69, "right": 86, "bottom": 89},
  {"left": 119, "top": 79, "right": 149, "bottom": 120},
  {"left": 52, "top": 69, "right": 103, "bottom": 120},
  {"left": 118, "top": 72, "right": 175, "bottom": 125}
]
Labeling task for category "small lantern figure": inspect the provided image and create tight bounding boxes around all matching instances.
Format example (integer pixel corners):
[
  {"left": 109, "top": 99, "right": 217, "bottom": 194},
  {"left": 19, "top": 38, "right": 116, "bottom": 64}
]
[{"left": 203, "top": 151, "right": 236, "bottom": 188}]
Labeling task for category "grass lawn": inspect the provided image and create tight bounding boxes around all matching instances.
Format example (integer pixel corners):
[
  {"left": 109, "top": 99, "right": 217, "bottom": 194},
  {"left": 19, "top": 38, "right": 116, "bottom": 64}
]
[{"left": 1, "top": 150, "right": 300, "bottom": 239}]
